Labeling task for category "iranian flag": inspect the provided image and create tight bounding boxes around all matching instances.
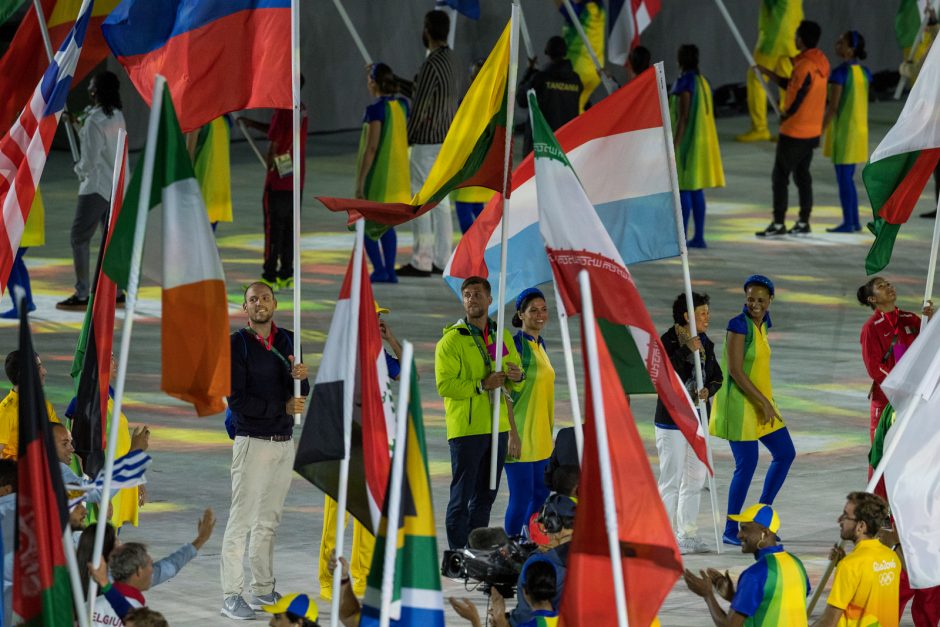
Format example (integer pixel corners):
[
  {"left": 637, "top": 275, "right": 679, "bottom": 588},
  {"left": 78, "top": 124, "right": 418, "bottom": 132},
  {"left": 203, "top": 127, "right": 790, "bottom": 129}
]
[
  {"left": 862, "top": 38, "right": 940, "bottom": 275},
  {"left": 529, "top": 93, "right": 711, "bottom": 471},
  {"left": 102, "top": 80, "right": 230, "bottom": 416},
  {"left": 294, "top": 245, "right": 394, "bottom": 532}
]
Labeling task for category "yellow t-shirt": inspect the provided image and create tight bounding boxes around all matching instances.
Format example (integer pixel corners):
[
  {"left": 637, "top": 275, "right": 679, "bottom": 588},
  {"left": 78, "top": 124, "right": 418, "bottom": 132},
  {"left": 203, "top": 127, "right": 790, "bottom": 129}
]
[
  {"left": 827, "top": 539, "right": 901, "bottom": 627},
  {"left": 0, "top": 389, "right": 60, "bottom": 460}
]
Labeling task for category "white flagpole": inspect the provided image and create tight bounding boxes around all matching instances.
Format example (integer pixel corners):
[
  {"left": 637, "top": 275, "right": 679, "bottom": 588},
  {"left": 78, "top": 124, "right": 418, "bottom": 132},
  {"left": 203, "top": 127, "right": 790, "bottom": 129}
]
[
  {"left": 895, "top": 1, "right": 934, "bottom": 99},
  {"left": 290, "top": 0, "right": 303, "bottom": 426},
  {"left": 711, "top": 0, "right": 781, "bottom": 117},
  {"left": 518, "top": 3, "right": 535, "bottom": 60},
  {"left": 654, "top": 62, "right": 722, "bottom": 553},
  {"left": 921, "top": 194, "right": 940, "bottom": 321},
  {"left": 330, "top": 218, "right": 366, "bottom": 627},
  {"left": 331, "top": 0, "right": 373, "bottom": 65},
  {"left": 559, "top": 0, "right": 617, "bottom": 95},
  {"left": 85, "top": 76, "right": 165, "bottom": 613},
  {"left": 579, "top": 269, "right": 629, "bottom": 627},
  {"left": 490, "top": 2, "right": 521, "bottom": 490},
  {"left": 552, "top": 280, "right": 584, "bottom": 462},
  {"left": 32, "top": 0, "right": 81, "bottom": 162},
  {"left": 63, "top": 527, "right": 91, "bottom": 627},
  {"left": 379, "top": 341, "right": 414, "bottom": 627},
  {"left": 234, "top": 117, "right": 269, "bottom": 170}
]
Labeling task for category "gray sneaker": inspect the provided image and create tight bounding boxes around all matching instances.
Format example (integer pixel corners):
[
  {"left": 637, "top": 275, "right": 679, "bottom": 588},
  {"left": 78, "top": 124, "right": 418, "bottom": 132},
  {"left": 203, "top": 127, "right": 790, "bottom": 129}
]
[
  {"left": 677, "top": 536, "right": 710, "bottom": 555},
  {"left": 221, "top": 595, "right": 256, "bottom": 620},
  {"left": 247, "top": 590, "right": 282, "bottom": 611}
]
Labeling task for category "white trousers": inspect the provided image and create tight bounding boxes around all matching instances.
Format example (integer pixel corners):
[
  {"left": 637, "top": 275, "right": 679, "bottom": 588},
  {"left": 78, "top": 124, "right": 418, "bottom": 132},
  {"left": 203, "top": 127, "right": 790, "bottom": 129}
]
[
  {"left": 409, "top": 143, "right": 453, "bottom": 271},
  {"left": 655, "top": 426, "right": 707, "bottom": 538},
  {"left": 220, "top": 436, "right": 295, "bottom": 597}
]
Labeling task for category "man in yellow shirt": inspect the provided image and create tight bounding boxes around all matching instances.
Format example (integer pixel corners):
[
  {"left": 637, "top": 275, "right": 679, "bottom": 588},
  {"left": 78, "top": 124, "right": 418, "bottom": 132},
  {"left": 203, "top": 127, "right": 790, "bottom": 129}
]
[
  {"left": 812, "top": 492, "right": 900, "bottom": 627},
  {"left": 0, "top": 350, "right": 59, "bottom": 460}
]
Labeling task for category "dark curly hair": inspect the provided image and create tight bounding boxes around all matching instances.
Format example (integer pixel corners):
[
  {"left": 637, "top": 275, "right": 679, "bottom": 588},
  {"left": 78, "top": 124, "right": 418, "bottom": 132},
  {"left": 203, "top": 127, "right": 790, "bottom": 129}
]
[
  {"left": 92, "top": 71, "right": 122, "bottom": 117},
  {"left": 846, "top": 491, "right": 890, "bottom": 537},
  {"left": 672, "top": 292, "right": 709, "bottom": 325}
]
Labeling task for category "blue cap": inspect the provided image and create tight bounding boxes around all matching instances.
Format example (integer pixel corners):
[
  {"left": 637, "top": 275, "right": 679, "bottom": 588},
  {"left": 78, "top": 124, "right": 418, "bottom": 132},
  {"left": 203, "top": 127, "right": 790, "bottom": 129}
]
[
  {"left": 515, "top": 287, "right": 545, "bottom": 311},
  {"left": 743, "top": 274, "right": 774, "bottom": 297}
]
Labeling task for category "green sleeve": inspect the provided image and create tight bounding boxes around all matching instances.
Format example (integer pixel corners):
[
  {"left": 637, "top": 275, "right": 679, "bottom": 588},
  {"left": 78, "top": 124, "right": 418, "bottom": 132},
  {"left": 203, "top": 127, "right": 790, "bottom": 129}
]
[{"left": 435, "top": 335, "right": 479, "bottom": 400}]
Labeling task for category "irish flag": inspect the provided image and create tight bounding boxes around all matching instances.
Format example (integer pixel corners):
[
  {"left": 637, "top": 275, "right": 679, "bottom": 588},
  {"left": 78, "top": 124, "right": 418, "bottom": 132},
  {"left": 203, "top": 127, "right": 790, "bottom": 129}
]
[
  {"left": 530, "top": 93, "right": 710, "bottom": 470},
  {"left": 862, "top": 38, "right": 940, "bottom": 275},
  {"left": 317, "top": 16, "right": 515, "bottom": 226},
  {"left": 102, "top": 81, "right": 229, "bottom": 416}
]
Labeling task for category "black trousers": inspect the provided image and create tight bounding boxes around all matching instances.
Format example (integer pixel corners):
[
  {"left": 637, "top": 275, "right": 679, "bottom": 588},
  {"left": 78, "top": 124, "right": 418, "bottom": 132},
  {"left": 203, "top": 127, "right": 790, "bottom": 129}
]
[
  {"left": 263, "top": 189, "right": 293, "bottom": 281},
  {"left": 772, "top": 134, "right": 819, "bottom": 224}
]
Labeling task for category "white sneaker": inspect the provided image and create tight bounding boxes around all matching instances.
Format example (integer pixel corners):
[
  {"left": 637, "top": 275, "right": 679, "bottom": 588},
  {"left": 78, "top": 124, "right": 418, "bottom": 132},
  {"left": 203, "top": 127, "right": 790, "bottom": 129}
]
[
  {"left": 248, "top": 590, "right": 282, "bottom": 611},
  {"left": 221, "top": 595, "right": 256, "bottom": 620},
  {"left": 677, "top": 536, "right": 710, "bottom": 555}
]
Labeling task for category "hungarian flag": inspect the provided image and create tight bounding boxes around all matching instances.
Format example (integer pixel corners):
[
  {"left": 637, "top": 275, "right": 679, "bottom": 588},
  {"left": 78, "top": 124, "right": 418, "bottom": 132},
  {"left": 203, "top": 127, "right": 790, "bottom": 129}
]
[
  {"left": 560, "top": 318, "right": 682, "bottom": 626},
  {"left": 360, "top": 366, "right": 446, "bottom": 626},
  {"left": 862, "top": 39, "right": 940, "bottom": 275},
  {"left": 102, "top": 81, "right": 230, "bottom": 416},
  {"left": 318, "top": 17, "right": 515, "bottom": 227},
  {"left": 608, "top": 0, "right": 660, "bottom": 64},
  {"left": 69, "top": 139, "right": 125, "bottom": 476},
  {"left": 529, "top": 94, "right": 711, "bottom": 470},
  {"left": 294, "top": 246, "right": 394, "bottom": 533},
  {"left": 13, "top": 309, "right": 74, "bottom": 625}
]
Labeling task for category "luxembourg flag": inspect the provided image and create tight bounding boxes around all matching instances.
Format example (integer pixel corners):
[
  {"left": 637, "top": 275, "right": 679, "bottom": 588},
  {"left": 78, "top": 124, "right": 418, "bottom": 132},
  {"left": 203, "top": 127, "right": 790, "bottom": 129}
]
[{"left": 444, "top": 66, "right": 680, "bottom": 309}]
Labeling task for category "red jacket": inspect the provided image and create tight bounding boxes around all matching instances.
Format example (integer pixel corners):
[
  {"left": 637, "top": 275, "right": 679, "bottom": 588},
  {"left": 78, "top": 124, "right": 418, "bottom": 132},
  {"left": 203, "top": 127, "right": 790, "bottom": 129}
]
[{"left": 860, "top": 308, "right": 921, "bottom": 406}]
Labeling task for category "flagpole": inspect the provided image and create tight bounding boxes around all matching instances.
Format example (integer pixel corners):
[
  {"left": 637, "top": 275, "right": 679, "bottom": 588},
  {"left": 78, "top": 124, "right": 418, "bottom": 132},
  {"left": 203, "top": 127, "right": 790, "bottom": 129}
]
[
  {"left": 895, "top": 2, "right": 934, "bottom": 99},
  {"left": 710, "top": 0, "right": 781, "bottom": 117},
  {"left": 331, "top": 218, "right": 366, "bottom": 627},
  {"left": 921, "top": 194, "right": 940, "bottom": 321},
  {"left": 32, "top": 0, "right": 81, "bottom": 162},
  {"left": 517, "top": 3, "right": 535, "bottom": 60},
  {"left": 85, "top": 76, "right": 164, "bottom": 614},
  {"left": 653, "top": 62, "right": 723, "bottom": 553},
  {"left": 579, "top": 269, "right": 630, "bottom": 627},
  {"left": 290, "top": 0, "right": 303, "bottom": 427},
  {"left": 330, "top": 0, "right": 373, "bottom": 65},
  {"left": 490, "top": 2, "right": 521, "bottom": 490},
  {"left": 63, "top": 527, "right": 91, "bottom": 627},
  {"left": 379, "top": 341, "right": 414, "bottom": 627},
  {"left": 234, "top": 117, "right": 269, "bottom": 170},
  {"left": 552, "top": 280, "right": 584, "bottom": 462},
  {"left": 559, "top": 0, "right": 617, "bottom": 95}
]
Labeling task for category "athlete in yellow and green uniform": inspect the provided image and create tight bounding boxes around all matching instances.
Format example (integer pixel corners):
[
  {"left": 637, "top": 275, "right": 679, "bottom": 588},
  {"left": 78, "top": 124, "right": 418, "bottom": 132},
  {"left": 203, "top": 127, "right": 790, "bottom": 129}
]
[{"left": 557, "top": 0, "right": 605, "bottom": 112}]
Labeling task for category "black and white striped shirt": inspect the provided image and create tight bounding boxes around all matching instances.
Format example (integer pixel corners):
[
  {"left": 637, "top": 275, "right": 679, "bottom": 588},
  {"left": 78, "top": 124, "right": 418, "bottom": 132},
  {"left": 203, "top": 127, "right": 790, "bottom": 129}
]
[{"left": 407, "top": 46, "right": 457, "bottom": 145}]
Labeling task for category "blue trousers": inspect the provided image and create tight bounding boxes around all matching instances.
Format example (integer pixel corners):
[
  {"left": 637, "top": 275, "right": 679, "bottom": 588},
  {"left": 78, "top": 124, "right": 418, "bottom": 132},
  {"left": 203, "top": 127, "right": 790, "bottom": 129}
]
[
  {"left": 446, "top": 432, "right": 508, "bottom": 549},
  {"left": 5, "top": 248, "right": 32, "bottom": 313},
  {"left": 363, "top": 228, "right": 397, "bottom": 281},
  {"left": 725, "top": 427, "right": 795, "bottom": 536},
  {"left": 834, "top": 164, "right": 859, "bottom": 228},
  {"left": 679, "top": 190, "right": 707, "bottom": 247},
  {"left": 455, "top": 202, "right": 484, "bottom": 234},
  {"left": 504, "top": 459, "right": 550, "bottom": 536}
]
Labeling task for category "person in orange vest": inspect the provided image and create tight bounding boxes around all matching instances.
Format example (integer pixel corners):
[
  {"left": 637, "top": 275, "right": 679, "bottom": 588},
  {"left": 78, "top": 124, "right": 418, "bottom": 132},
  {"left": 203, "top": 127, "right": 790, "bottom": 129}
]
[{"left": 753, "top": 21, "right": 830, "bottom": 237}]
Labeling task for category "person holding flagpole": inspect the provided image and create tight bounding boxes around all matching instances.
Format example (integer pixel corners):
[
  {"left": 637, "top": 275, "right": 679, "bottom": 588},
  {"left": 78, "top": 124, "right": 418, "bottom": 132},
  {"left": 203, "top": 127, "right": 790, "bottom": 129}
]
[{"left": 554, "top": 0, "right": 605, "bottom": 111}]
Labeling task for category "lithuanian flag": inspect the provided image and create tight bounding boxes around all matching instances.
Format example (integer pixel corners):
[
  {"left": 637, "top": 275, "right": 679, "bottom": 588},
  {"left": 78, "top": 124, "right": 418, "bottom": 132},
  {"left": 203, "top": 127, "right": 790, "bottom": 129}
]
[
  {"left": 318, "top": 18, "right": 515, "bottom": 227},
  {"left": 862, "top": 38, "right": 940, "bottom": 275}
]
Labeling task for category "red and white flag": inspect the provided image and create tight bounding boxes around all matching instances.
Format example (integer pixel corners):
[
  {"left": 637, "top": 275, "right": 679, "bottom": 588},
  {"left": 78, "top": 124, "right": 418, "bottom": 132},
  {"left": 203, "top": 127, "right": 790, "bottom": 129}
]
[{"left": 608, "top": 0, "right": 661, "bottom": 64}]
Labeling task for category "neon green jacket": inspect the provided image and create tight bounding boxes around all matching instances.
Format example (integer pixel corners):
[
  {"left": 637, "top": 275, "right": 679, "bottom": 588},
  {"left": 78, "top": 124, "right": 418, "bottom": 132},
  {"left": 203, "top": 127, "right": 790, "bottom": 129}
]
[{"left": 435, "top": 318, "right": 523, "bottom": 440}]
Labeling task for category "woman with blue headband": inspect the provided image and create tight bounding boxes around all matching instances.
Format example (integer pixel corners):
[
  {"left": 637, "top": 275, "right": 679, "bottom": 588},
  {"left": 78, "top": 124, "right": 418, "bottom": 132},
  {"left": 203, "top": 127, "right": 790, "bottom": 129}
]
[
  {"left": 710, "top": 275, "right": 795, "bottom": 545},
  {"left": 504, "top": 288, "right": 555, "bottom": 536}
]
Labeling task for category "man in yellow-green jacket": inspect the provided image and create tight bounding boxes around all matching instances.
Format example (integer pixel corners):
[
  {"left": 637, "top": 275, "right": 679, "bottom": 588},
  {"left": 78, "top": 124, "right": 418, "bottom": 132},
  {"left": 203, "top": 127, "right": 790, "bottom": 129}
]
[{"left": 436, "top": 276, "right": 524, "bottom": 549}]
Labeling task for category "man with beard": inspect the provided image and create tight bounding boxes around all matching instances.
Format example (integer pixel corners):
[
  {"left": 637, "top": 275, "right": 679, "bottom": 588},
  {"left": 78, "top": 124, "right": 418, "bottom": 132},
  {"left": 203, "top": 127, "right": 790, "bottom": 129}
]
[{"left": 220, "top": 282, "right": 309, "bottom": 620}]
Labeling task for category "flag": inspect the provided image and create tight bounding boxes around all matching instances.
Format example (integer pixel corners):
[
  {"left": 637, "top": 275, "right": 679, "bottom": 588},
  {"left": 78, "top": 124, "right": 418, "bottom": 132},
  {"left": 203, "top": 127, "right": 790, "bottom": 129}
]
[
  {"left": 102, "top": 82, "right": 230, "bottom": 416},
  {"left": 862, "top": 39, "right": 940, "bottom": 275},
  {"left": 607, "top": 0, "right": 660, "bottom": 64},
  {"left": 360, "top": 366, "right": 446, "bottom": 626},
  {"left": 529, "top": 93, "right": 710, "bottom": 469},
  {"left": 194, "top": 116, "right": 233, "bottom": 225},
  {"left": 294, "top": 247, "right": 394, "bottom": 533},
  {"left": 879, "top": 310, "right": 940, "bottom": 588},
  {"left": 444, "top": 67, "right": 680, "bottom": 309},
  {"left": 70, "top": 138, "right": 125, "bottom": 476},
  {"left": 560, "top": 318, "right": 682, "bottom": 626},
  {"left": 0, "top": 0, "right": 120, "bottom": 135},
  {"left": 0, "top": 0, "right": 94, "bottom": 293},
  {"left": 436, "top": 0, "right": 479, "bottom": 19},
  {"left": 13, "top": 308, "right": 73, "bottom": 625},
  {"left": 0, "top": 0, "right": 26, "bottom": 25},
  {"left": 86, "top": 450, "right": 151, "bottom": 492},
  {"left": 102, "top": 0, "right": 291, "bottom": 133},
  {"left": 318, "top": 19, "right": 514, "bottom": 228},
  {"left": 896, "top": 0, "right": 929, "bottom": 49}
]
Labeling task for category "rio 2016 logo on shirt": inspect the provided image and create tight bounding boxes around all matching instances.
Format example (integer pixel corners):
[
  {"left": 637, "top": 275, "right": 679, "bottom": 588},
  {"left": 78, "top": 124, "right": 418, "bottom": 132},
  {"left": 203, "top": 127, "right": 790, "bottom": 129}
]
[{"left": 873, "top": 558, "right": 897, "bottom": 586}]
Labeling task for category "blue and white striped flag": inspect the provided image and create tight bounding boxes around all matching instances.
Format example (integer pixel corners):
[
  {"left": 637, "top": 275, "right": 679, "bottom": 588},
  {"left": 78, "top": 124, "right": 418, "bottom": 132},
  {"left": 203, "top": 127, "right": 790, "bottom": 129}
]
[{"left": 65, "top": 449, "right": 152, "bottom": 493}]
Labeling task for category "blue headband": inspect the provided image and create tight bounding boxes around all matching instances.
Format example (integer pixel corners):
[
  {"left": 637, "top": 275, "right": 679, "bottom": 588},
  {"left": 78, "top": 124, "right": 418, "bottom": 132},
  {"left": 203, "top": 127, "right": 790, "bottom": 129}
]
[
  {"left": 744, "top": 274, "right": 775, "bottom": 297},
  {"left": 515, "top": 287, "right": 545, "bottom": 311},
  {"left": 850, "top": 30, "right": 858, "bottom": 50}
]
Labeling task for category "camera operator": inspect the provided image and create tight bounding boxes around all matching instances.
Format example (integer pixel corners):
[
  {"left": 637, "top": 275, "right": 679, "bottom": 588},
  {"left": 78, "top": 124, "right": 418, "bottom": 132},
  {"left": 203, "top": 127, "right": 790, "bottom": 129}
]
[{"left": 450, "top": 559, "right": 559, "bottom": 627}]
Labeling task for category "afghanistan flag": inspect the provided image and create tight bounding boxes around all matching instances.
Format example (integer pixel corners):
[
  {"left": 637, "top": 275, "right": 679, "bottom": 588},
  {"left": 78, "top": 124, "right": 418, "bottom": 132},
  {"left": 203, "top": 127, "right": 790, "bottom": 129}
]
[
  {"left": 360, "top": 365, "right": 445, "bottom": 626},
  {"left": 318, "top": 16, "right": 516, "bottom": 227},
  {"left": 862, "top": 36, "right": 940, "bottom": 275},
  {"left": 13, "top": 309, "right": 73, "bottom": 625},
  {"left": 294, "top": 246, "right": 394, "bottom": 533},
  {"left": 529, "top": 92, "right": 711, "bottom": 470}
]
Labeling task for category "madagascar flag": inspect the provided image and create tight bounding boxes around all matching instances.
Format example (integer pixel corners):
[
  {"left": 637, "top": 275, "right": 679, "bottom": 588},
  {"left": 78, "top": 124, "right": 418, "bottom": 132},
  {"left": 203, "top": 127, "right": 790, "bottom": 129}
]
[
  {"left": 318, "top": 17, "right": 515, "bottom": 227},
  {"left": 14, "top": 308, "right": 73, "bottom": 625}
]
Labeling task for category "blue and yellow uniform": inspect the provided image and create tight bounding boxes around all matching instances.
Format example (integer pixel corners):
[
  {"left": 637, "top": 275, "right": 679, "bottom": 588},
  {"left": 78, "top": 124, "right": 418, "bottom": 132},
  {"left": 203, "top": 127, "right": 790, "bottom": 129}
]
[
  {"left": 731, "top": 545, "right": 810, "bottom": 626},
  {"left": 560, "top": 0, "right": 605, "bottom": 112},
  {"left": 824, "top": 59, "right": 871, "bottom": 232}
]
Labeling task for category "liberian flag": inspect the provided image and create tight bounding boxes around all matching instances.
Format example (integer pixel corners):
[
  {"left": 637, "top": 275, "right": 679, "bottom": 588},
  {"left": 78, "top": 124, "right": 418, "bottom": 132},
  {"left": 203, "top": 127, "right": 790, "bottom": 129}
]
[
  {"left": 294, "top": 246, "right": 394, "bottom": 533},
  {"left": 102, "top": 81, "right": 230, "bottom": 416},
  {"left": 0, "top": 0, "right": 94, "bottom": 293},
  {"left": 530, "top": 93, "right": 710, "bottom": 470},
  {"left": 862, "top": 36, "right": 940, "bottom": 275},
  {"left": 360, "top": 365, "right": 446, "bottom": 626},
  {"left": 102, "top": 0, "right": 291, "bottom": 132},
  {"left": 444, "top": 66, "right": 680, "bottom": 309},
  {"left": 318, "top": 17, "right": 515, "bottom": 228},
  {"left": 607, "top": 0, "right": 660, "bottom": 64}
]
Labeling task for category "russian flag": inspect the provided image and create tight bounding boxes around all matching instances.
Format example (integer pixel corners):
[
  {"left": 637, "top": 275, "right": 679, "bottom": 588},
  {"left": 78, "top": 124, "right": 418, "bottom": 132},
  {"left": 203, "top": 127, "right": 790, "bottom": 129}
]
[
  {"left": 102, "top": 0, "right": 291, "bottom": 133},
  {"left": 444, "top": 67, "right": 681, "bottom": 309}
]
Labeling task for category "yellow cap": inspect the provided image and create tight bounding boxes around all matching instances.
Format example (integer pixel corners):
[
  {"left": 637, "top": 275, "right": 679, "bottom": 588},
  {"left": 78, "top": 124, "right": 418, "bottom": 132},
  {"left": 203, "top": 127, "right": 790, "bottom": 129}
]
[
  {"left": 262, "top": 593, "right": 318, "bottom": 621},
  {"left": 728, "top": 504, "right": 780, "bottom": 534},
  {"left": 375, "top": 300, "right": 390, "bottom": 314}
]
